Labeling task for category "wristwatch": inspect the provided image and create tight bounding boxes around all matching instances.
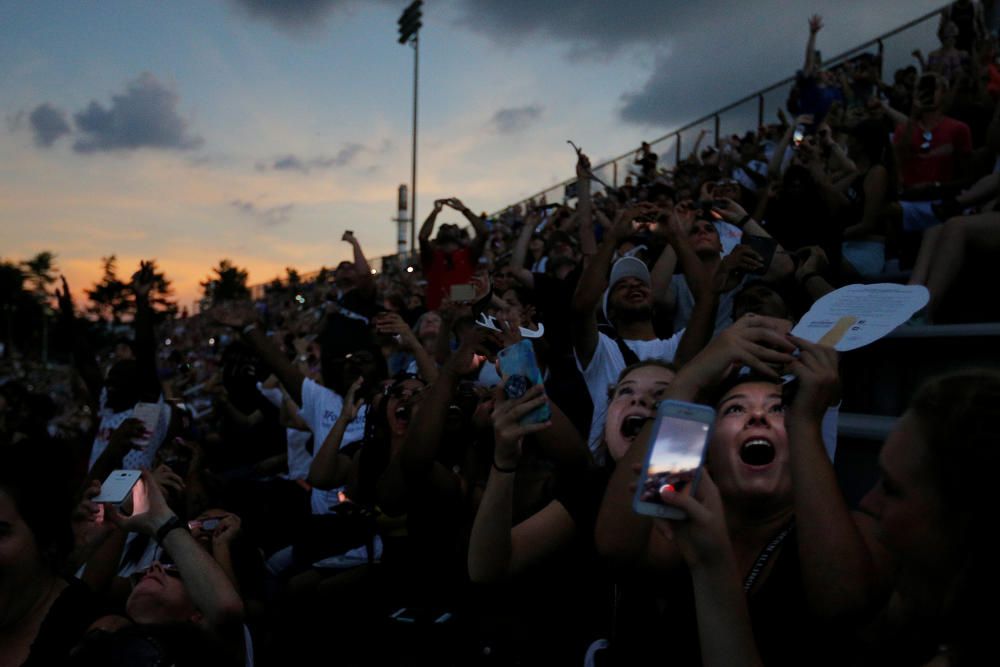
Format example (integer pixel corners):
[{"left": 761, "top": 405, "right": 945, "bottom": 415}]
[{"left": 154, "top": 514, "right": 188, "bottom": 544}]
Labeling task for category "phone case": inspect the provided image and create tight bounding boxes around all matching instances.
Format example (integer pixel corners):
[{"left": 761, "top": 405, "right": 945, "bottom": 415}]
[
  {"left": 632, "top": 401, "right": 714, "bottom": 520},
  {"left": 497, "top": 340, "right": 551, "bottom": 424},
  {"left": 742, "top": 235, "right": 778, "bottom": 275},
  {"left": 93, "top": 470, "right": 142, "bottom": 505}
]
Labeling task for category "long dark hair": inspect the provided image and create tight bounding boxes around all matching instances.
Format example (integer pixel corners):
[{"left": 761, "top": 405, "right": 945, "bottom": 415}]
[
  {"left": 908, "top": 369, "right": 1000, "bottom": 665},
  {"left": 354, "top": 373, "right": 426, "bottom": 509}
]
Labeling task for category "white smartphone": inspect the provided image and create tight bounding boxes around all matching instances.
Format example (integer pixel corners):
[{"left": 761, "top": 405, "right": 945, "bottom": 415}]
[
  {"left": 93, "top": 470, "right": 142, "bottom": 505},
  {"left": 632, "top": 400, "right": 714, "bottom": 520}
]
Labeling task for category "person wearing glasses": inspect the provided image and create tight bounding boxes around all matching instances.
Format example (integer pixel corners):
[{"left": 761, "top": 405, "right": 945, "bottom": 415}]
[{"left": 893, "top": 73, "right": 972, "bottom": 199}]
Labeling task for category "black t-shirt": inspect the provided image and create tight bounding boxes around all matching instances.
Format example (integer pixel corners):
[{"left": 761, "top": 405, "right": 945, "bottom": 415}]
[
  {"left": 532, "top": 265, "right": 581, "bottom": 352},
  {"left": 612, "top": 528, "right": 850, "bottom": 666},
  {"left": 23, "top": 578, "right": 108, "bottom": 667}
]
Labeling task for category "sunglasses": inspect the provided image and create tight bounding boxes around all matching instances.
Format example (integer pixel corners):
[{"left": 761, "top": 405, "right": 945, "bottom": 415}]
[{"left": 920, "top": 130, "right": 933, "bottom": 153}]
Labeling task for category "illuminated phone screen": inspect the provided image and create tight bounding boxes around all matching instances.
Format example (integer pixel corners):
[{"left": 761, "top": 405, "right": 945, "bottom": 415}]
[{"left": 638, "top": 415, "right": 709, "bottom": 505}]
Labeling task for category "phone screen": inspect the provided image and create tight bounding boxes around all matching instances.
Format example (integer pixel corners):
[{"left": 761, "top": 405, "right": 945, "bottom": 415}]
[
  {"left": 638, "top": 415, "right": 708, "bottom": 505},
  {"left": 793, "top": 125, "right": 805, "bottom": 146}
]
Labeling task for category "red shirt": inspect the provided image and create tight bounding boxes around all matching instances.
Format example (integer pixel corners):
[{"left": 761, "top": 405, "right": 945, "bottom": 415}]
[
  {"left": 893, "top": 116, "right": 972, "bottom": 187},
  {"left": 423, "top": 246, "right": 475, "bottom": 310}
]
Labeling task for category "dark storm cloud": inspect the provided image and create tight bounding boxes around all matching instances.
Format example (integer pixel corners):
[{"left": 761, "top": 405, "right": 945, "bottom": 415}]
[
  {"left": 228, "top": 0, "right": 356, "bottom": 33},
  {"left": 230, "top": 199, "right": 295, "bottom": 226},
  {"left": 490, "top": 105, "right": 543, "bottom": 134},
  {"left": 262, "top": 143, "right": 366, "bottom": 173},
  {"left": 28, "top": 103, "right": 71, "bottom": 147},
  {"left": 453, "top": 0, "right": 694, "bottom": 56},
  {"left": 72, "top": 73, "right": 203, "bottom": 153}
]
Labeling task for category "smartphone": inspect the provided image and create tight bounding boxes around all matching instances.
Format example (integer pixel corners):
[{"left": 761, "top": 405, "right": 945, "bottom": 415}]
[
  {"left": 93, "top": 470, "right": 142, "bottom": 505},
  {"left": 188, "top": 517, "right": 221, "bottom": 532},
  {"left": 741, "top": 234, "right": 778, "bottom": 275},
  {"left": 497, "top": 340, "right": 551, "bottom": 425},
  {"left": 633, "top": 400, "right": 714, "bottom": 520},
  {"left": 449, "top": 283, "right": 476, "bottom": 302},
  {"left": 793, "top": 124, "right": 806, "bottom": 146},
  {"left": 131, "top": 401, "right": 160, "bottom": 446}
]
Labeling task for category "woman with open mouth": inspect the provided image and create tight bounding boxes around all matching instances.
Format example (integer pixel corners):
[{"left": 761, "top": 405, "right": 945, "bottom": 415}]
[{"left": 596, "top": 313, "right": 881, "bottom": 666}]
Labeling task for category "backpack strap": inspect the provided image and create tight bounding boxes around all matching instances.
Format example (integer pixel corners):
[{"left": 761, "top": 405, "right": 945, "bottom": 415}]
[{"left": 598, "top": 324, "right": 640, "bottom": 367}]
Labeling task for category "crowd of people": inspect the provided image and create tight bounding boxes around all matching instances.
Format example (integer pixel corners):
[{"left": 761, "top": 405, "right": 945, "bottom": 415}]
[{"left": 2, "top": 4, "right": 1000, "bottom": 666}]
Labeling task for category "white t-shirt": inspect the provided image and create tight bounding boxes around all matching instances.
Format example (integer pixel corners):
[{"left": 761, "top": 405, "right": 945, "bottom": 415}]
[
  {"left": 299, "top": 378, "right": 368, "bottom": 514},
  {"left": 576, "top": 331, "right": 682, "bottom": 456},
  {"left": 257, "top": 382, "right": 313, "bottom": 481},
  {"left": 88, "top": 389, "right": 171, "bottom": 473}
]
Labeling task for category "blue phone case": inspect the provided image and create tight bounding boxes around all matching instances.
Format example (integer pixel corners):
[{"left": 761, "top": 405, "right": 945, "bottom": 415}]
[{"left": 498, "top": 340, "right": 551, "bottom": 424}]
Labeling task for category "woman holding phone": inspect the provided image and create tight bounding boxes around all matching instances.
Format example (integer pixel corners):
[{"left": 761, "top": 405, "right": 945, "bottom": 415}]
[
  {"left": 654, "top": 369, "right": 1000, "bottom": 666},
  {"left": 595, "top": 315, "right": 888, "bottom": 665}
]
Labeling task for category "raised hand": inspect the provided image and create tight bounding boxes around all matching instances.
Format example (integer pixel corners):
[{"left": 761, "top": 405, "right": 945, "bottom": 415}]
[
  {"left": 808, "top": 14, "right": 823, "bottom": 34},
  {"left": 152, "top": 463, "right": 186, "bottom": 499},
  {"left": 491, "top": 383, "right": 550, "bottom": 470},
  {"left": 711, "top": 197, "right": 748, "bottom": 225},
  {"left": 104, "top": 470, "right": 175, "bottom": 538},
  {"left": 342, "top": 376, "right": 365, "bottom": 422},
  {"left": 673, "top": 313, "right": 796, "bottom": 394},
  {"left": 375, "top": 312, "right": 418, "bottom": 350},
  {"left": 342, "top": 230, "right": 356, "bottom": 243},
  {"left": 795, "top": 245, "right": 829, "bottom": 282},
  {"left": 785, "top": 336, "right": 840, "bottom": 423},
  {"left": 212, "top": 514, "right": 243, "bottom": 548},
  {"left": 653, "top": 470, "right": 732, "bottom": 568},
  {"left": 716, "top": 245, "right": 764, "bottom": 292}
]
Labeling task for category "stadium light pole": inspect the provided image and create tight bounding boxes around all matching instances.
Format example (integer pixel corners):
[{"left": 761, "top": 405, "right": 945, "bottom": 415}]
[{"left": 398, "top": 0, "right": 422, "bottom": 260}]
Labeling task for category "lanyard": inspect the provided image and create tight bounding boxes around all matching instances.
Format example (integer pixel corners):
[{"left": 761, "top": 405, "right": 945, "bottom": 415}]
[{"left": 743, "top": 519, "right": 795, "bottom": 593}]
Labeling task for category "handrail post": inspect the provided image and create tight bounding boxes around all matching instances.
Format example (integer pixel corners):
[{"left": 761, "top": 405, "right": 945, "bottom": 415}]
[
  {"left": 877, "top": 38, "right": 884, "bottom": 80},
  {"left": 758, "top": 94, "right": 764, "bottom": 129},
  {"left": 675, "top": 133, "right": 681, "bottom": 166},
  {"left": 714, "top": 114, "right": 721, "bottom": 148},
  {"left": 613, "top": 160, "right": 618, "bottom": 188}
]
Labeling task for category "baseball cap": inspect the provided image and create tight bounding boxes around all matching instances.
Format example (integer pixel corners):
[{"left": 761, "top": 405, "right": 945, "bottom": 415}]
[{"left": 602, "top": 256, "right": 651, "bottom": 322}]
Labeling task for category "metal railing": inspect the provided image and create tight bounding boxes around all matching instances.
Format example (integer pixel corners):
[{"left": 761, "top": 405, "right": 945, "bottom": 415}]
[
  {"left": 492, "top": 4, "right": 948, "bottom": 213},
  {"left": 249, "top": 4, "right": 948, "bottom": 296}
]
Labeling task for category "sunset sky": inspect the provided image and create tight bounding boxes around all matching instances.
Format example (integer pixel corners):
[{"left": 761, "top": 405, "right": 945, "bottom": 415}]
[{"left": 2, "top": 1, "right": 943, "bottom": 308}]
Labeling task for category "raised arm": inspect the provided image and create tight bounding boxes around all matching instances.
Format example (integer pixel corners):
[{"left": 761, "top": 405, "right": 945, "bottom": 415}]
[
  {"left": 713, "top": 198, "right": 795, "bottom": 282},
  {"left": 656, "top": 473, "right": 764, "bottom": 667},
  {"left": 804, "top": 15, "right": 823, "bottom": 76},
  {"left": 343, "top": 230, "right": 373, "bottom": 285},
  {"left": 307, "top": 377, "right": 363, "bottom": 489},
  {"left": 448, "top": 198, "right": 489, "bottom": 261},
  {"left": 375, "top": 312, "right": 439, "bottom": 383},
  {"left": 419, "top": 200, "right": 444, "bottom": 266},
  {"left": 784, "top": 337, "right": 891, "bottom": 616},
  {"left": 575, "top": 148, "right": 598, "bottom": 258},
  {"left": 510, "top": 210, "right": 539, "bottom": 288},
  {"left": 212, "top": 303, "right": 307, "bottom": 405},
  {"left": 107, "top": 471, "right": 244, "bottom": 645},
  {"left": 468, "top": 385, "right": 576, "bottom": 582},
  {"left": 570, "top": 205, "right": 646, "bottom": 368},
  {"left": 596, "top": 315, "right": 797, "bottom": 570}
]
